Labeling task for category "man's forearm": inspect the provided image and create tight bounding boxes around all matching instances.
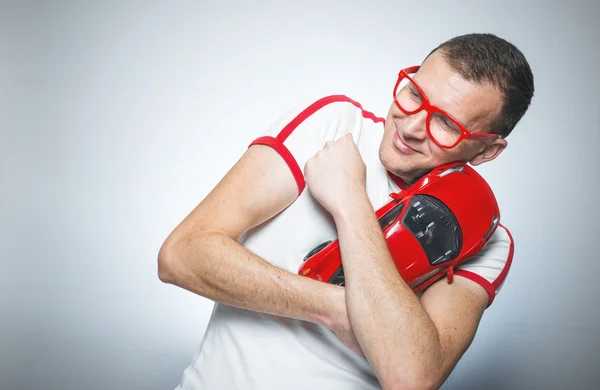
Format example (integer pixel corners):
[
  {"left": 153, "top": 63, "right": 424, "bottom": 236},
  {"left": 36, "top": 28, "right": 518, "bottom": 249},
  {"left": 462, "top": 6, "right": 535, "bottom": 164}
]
[
  {"left": 333, "top": 195, "right": 443, "bottom": 389},
  {"left": 159, "top": 230, "right": 344, "bottom": 328}
]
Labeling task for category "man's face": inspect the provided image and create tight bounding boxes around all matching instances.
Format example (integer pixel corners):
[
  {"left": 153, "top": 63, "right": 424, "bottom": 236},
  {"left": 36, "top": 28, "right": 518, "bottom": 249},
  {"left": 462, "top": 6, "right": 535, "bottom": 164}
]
[{"left": 379, "top": 51, "right": 506, "bottom": 184}]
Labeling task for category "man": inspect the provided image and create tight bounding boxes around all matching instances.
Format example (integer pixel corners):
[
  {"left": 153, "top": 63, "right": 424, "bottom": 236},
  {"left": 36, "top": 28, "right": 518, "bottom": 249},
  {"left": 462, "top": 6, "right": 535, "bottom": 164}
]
[{"left": 158, "top": 33, "right": 534, "bottom": 389}]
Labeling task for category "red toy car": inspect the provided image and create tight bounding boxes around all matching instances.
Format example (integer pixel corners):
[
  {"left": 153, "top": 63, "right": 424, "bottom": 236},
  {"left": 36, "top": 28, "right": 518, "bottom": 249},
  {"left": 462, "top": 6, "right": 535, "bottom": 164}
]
[{"left": 298, "top": 162, "right": 500, "bottom": 293}]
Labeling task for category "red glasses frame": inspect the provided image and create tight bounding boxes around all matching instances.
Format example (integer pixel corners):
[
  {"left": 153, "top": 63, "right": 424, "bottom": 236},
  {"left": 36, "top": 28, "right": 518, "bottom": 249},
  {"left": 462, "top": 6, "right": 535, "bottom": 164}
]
[{"left": 393, "top": 66, "right": 499, "bottom": 149}]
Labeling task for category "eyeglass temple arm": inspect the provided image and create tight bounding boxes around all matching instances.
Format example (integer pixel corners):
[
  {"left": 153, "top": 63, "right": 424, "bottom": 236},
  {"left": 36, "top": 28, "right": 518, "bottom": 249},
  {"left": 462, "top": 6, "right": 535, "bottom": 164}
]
[{"left": 468, "top": 132, "right": 501, "bottom": 140}]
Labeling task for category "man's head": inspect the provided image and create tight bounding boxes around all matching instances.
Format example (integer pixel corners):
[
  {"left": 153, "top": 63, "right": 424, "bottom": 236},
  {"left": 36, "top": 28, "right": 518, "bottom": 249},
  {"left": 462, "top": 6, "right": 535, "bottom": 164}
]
[{"left": 379, "top": 33, "right": 534, "bottom": 184}]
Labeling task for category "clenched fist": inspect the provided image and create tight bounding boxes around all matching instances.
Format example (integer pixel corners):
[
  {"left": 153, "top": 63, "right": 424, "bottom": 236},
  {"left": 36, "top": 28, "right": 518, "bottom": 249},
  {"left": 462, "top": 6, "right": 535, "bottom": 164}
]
[{"left": 304, "top": 133, "right": 369, "bottom": 219}]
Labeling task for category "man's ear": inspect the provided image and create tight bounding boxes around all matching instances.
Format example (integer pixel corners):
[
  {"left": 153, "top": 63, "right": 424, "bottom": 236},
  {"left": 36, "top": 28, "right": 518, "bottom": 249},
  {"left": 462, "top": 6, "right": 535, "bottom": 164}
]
[{"left": 470, "top": 139, "right": 507, "bottom": 166}]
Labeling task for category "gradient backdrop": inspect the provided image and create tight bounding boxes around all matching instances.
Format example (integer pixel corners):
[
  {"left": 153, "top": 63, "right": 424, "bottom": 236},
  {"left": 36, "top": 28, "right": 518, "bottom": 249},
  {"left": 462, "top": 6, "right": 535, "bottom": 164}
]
[{"left": 2, "top": 1, "right": 599, "bottom": 389}]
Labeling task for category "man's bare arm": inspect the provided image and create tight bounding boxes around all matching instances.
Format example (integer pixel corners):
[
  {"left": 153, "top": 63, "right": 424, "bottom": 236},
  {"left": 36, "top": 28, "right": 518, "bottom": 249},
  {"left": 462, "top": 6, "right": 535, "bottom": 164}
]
[
  {"left": 299, "top": 132, "right": 493, "bottom": 388},
  {"left": 333, "top": 194, "right": 488, "bottom": 390},
  {"left": 157, "top": 145, "right": 345, "bottom": 328}
]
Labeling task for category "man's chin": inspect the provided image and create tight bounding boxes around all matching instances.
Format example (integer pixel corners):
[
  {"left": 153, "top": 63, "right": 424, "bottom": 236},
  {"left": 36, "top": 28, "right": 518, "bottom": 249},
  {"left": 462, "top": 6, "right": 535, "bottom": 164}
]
[
  {"left": 382, "top": 154, "right": 434, "bottom": 185},
  {"left": 379, "top": 152, "right": 413, "bottom": 182},
  {"left": 378, "top": 145, "right": 397, "bottom": 171}
]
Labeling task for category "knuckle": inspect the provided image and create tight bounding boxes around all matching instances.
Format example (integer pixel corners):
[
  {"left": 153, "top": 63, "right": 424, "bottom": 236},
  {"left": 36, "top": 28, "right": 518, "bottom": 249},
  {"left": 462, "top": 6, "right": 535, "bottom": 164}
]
[{"left": 304, "top": 160, "right": 312, "bottom": 173}]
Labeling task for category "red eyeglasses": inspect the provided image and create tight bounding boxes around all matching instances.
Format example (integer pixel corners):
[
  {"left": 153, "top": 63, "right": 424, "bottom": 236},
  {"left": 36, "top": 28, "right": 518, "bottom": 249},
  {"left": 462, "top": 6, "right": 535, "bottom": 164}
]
[{"left": 393, "top": 66, "right": 499, "bottom": 149}]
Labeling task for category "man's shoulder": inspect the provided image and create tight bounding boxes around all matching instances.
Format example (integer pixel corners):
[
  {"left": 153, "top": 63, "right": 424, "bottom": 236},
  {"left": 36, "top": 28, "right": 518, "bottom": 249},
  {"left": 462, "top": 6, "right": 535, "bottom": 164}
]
[
  {"left": 453, "top": 223, "right": 515, "bottom": 305},
  {"left": 465, "top": 223, "right": 514, "bottom": 262},
  {"left": 488, "top": 223, "right": 514, "bottom": 250},
  {"left": 291, "top": 94, "right": 385, "bottom": 125}
]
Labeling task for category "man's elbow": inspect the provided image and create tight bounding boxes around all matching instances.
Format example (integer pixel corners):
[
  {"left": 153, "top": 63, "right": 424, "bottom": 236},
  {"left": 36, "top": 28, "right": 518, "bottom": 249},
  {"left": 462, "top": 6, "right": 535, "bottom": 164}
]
[
  {"left": 384, "top": 364, "right": 443, "bottom": 390},
  {"left": 386, "top": 376, "right": 438, "bottom": 390},
  {"left": 157, "top": 234, "right": 185, "bottom": 285}
]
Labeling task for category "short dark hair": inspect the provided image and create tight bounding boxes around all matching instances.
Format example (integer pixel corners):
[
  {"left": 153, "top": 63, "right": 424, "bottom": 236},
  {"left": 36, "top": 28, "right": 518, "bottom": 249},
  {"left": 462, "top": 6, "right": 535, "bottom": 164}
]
[{"left": 426, "top": 33, "right": 534, "bottom": 138}]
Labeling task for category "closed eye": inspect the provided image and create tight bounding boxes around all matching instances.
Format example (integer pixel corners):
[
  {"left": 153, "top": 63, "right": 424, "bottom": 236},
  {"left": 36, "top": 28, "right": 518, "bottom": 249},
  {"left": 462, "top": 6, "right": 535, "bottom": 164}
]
[
  {"left": 408, "top": 85, "right": 422, "bottom": 102},
  {"left": 435, "top": 113, "right": 462, "bottom": 134}
]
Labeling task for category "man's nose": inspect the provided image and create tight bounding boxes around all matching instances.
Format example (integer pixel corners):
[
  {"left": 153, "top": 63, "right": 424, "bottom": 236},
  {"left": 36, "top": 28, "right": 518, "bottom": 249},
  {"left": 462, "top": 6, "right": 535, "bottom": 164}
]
[{"left": 402, "top": 110, "right": 428, "bottom": 141}]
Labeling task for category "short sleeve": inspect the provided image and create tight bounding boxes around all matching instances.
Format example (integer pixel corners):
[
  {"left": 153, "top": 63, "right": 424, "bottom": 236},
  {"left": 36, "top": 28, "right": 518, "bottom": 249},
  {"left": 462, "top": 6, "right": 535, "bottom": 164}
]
[
  {"left": 454, "top": 224, "right": 515, "bottom": 308},
  {"left": 248, "top": 95, "right": 377, "bottom": 196}
]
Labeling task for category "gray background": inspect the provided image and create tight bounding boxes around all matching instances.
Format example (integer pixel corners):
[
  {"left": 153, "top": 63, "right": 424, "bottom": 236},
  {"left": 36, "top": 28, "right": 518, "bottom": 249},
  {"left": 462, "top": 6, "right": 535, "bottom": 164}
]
[{"left": 1, "top": 1, "right": 599, "bottom": 389}]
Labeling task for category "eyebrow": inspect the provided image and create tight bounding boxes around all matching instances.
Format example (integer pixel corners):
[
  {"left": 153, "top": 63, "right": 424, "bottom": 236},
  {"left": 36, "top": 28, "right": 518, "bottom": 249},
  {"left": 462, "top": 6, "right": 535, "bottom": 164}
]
[{"left": 414, "top": 77, "right": 470, "bottom": 127}]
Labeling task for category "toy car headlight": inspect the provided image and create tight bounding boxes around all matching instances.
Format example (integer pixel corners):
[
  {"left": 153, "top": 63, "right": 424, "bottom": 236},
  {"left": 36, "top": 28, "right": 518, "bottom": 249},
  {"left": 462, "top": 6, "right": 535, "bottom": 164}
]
[{"left": 402, "top": 194, "right": 462, "bottom": 266}]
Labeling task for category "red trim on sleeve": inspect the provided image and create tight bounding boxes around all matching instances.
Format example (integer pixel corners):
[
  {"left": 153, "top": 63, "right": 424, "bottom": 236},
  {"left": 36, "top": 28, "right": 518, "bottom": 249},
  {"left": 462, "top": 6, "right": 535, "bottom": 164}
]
[
  {"left": 454, "top": 224, "right": 515, "bottom": 308},
  {"left": 248, "top": 95, "right": 386, "bottom": 195},
  {"left": 249, "top": 136, "right": 305, "bottom": 195},
  {"left": 492, "top": 224, "right": 515, "bottom": 291},
  {"left": 454, "top": 270, "right": 496, "bottom": 307}
]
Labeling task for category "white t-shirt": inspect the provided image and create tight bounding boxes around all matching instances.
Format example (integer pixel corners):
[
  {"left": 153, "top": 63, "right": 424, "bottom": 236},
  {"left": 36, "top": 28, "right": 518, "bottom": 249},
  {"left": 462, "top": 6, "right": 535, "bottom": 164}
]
[{"left": 174, "top": 95, "right": 514, "bottom": 390}]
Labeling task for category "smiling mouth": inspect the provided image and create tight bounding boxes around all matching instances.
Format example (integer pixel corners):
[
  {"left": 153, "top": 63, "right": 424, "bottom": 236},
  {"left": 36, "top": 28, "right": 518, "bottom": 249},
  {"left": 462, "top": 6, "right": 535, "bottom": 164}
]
[{"left": 393, "top": 131, "right": 419, "bottom": 155}]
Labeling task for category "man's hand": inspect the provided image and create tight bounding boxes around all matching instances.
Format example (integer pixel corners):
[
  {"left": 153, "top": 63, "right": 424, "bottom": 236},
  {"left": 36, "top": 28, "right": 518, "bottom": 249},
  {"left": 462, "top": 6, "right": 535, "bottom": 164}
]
[{"left": 304, "top": 133, "right": 368, "bottom": 218}]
